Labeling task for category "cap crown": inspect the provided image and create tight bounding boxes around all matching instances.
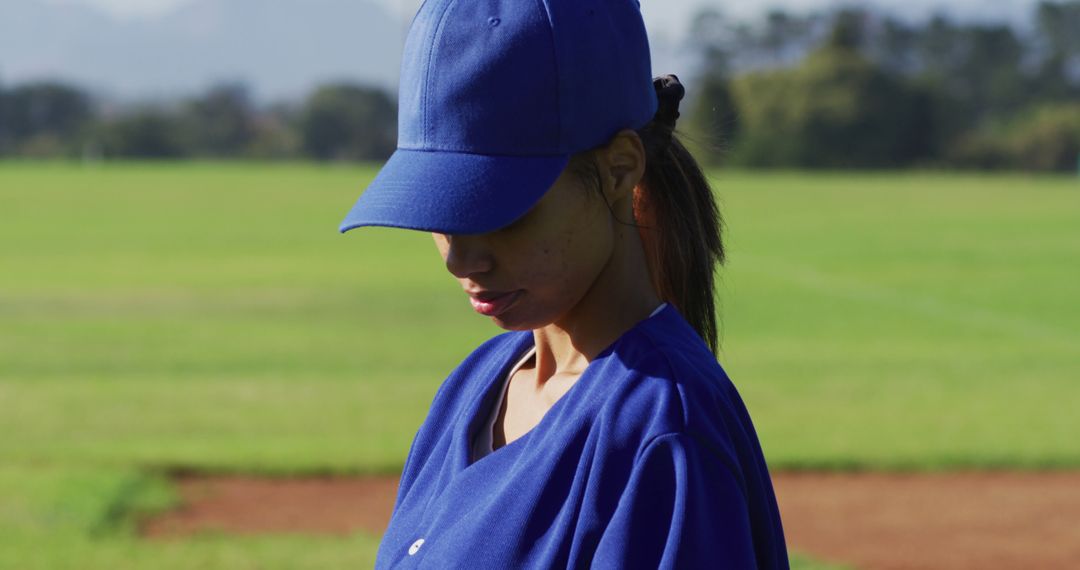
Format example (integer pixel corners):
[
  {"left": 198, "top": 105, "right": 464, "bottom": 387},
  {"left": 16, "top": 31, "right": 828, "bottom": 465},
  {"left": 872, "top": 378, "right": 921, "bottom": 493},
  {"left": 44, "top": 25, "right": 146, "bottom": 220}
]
[{"left": 398, "top": 0, "right": 658, "bottom": 157}]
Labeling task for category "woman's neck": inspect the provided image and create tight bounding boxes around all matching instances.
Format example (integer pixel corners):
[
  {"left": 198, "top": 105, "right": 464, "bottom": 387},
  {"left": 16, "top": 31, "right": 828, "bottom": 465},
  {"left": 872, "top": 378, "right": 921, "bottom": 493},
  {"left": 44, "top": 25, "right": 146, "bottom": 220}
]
[{"left": 530, "top": 219, "right": 660, "bottom": 384}]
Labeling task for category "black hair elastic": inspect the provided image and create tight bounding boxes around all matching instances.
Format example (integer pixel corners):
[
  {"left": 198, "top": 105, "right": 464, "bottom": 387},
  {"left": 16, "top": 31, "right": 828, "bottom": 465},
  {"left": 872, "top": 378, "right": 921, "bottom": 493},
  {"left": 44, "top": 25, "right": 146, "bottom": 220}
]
[{"left": 652, "top": 74, "right": 685, "bottom": 147}]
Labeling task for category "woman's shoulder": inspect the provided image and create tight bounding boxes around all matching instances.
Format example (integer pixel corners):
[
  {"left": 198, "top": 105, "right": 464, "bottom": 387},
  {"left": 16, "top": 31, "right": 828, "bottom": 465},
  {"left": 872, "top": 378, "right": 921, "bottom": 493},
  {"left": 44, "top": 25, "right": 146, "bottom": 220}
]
[
  {"left": 598, "top": 305, "right": 765, "bottom": 475},
  {"left": 606, "top": 303, "right": 737, "bottom": 416}
]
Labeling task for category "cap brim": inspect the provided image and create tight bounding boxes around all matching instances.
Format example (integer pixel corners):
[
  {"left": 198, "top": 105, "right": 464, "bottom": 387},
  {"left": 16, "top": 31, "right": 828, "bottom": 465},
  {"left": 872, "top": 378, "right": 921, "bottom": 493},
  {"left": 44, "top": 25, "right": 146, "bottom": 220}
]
[{"left": 339, "top": 149, "right": 571, "bottom": 235}]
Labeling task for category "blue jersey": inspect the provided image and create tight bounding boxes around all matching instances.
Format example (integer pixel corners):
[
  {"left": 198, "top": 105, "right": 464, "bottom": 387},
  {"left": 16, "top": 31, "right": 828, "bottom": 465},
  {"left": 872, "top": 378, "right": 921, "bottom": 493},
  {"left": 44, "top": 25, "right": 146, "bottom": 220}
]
[{"left": 376, "top": 304, "right": 788, "bottom": 569}]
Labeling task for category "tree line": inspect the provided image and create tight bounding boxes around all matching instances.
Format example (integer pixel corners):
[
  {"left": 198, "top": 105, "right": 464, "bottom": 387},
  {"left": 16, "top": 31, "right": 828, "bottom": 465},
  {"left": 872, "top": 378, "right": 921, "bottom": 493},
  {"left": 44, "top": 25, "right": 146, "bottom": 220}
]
[
  {"left": 1, "top": 0, "right": 1078, "bottom": 171},
  {"left": 0, "top": 82, "right": 396, "bottom": 162},
  {"left": 688, "top": 0, "right": 1080, "bottom": 171}
]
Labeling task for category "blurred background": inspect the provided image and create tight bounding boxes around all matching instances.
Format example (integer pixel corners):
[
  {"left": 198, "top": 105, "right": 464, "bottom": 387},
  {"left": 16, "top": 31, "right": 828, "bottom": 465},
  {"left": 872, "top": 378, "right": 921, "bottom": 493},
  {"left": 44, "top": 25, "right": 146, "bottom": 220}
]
[
  {"left": 3, "top": 0, "right": 1080, "bottom": 169},
  {"left": 1, "top": 1, "right": 1078, "bottom": 569}
]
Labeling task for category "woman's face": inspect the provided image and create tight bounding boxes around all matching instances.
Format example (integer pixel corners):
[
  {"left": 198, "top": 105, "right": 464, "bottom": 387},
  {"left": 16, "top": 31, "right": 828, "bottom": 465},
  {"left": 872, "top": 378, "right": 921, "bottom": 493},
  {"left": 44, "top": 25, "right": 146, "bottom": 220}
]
[{"left": 432, "top": 162, "right": 615, "bottom": 331}]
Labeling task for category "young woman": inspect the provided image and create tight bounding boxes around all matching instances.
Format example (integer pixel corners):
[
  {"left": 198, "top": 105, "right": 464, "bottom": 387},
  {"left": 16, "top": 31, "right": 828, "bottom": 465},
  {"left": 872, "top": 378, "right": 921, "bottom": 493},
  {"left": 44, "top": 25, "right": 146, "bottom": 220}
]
[{"left": 339, "top": 0, "right": 788, "bottom": 568}]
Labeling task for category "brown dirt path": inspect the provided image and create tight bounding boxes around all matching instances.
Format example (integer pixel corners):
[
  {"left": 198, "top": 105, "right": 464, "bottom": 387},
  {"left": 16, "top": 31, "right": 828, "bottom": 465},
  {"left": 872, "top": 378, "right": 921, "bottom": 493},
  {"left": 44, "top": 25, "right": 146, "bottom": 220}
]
[
  {"left": 141, "top": 474, "right": 399, "bottom": 537},
  {"left": 142, "top": 471, "right": 1080, "bottom": 569},
  {"left": 773, "top": 470, "right": 1080, "bottom": 570}
]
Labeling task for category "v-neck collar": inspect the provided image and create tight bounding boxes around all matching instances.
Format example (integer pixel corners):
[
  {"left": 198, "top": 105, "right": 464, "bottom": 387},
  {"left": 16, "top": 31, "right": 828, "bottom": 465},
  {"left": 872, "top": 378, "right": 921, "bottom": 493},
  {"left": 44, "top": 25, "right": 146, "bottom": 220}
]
[
  {"left": 457, "top": 332, "right": 535, "bottom": 471},
  {"left": 470, "top": 345, "right": 537, "bottom": 464},
  {"left": 456, "top": 302, "right": 672, "bottom": 471}
]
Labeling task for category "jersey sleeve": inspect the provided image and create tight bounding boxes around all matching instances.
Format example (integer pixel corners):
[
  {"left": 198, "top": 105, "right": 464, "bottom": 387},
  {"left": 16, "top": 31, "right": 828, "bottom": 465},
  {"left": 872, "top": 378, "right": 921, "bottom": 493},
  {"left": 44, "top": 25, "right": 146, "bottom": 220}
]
[{"left": 591, "top": 432, "right": 759, "bottom": 569}]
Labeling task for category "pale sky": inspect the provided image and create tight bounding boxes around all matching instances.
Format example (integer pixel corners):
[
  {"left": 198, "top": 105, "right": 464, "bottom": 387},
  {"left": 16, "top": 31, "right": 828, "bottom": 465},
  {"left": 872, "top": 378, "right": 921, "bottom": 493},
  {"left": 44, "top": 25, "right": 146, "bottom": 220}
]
[
  {"left": 51, "top": 0, "right": 1043, "bottom": 30},
  {"left": 22, "top": 0, "right": 1043, "bottom": 101}
]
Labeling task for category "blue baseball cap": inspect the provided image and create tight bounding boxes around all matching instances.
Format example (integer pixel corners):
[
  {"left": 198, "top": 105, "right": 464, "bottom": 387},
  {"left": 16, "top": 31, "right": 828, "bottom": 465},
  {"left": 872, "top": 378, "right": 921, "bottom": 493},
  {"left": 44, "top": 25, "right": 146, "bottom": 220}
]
[{"left": 339, "top": 0, "right": 658, "bottom": 235}]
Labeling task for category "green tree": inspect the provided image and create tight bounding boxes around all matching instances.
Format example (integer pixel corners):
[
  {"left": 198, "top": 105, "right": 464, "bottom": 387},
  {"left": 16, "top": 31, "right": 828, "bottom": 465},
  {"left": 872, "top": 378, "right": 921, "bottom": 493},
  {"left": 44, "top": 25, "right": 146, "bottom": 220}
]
[
  {"left": 685, "top": 74, "right": 739, "bottom": 165},
  {"left": 0, "top": 82, "right": 10, "bottom": 154},
  {"left": 759, "top": 10, "right": 819, "bottom": 67},
  {"left": 730, "top": 44, "right": 933, "bottom": 168},
  {"left": 1006, "top": 103, "right": 1080, "bottom": 171},
  {"left": 300, "top": 84, "right": 396, "bottom": 161},
  {"left": 246, "top": 103, "right": 302, "bottom": 159},
  {"left": 178, "top": 83, "right": 256, "bottom": 157},
  {"left": 1031, "top": 1, "right": 1080, "bottom": 102},
  {"left": 99, "top": 108, "right": 187, "bottom": 158},
  {"left": 950, "top": 103, "right": 1080, "bottom": 171},
  {"left": 2, "top": 81, "right": 93, "bottom": 155},
  {"left": 826, "top": 8, "right": 866, "bottom": 52},
  {"left": 685, "top": 8, "right": 740, "bottom": 164},
  {"left": 912, "top": 18, "right": 1027, "bottom": 140}
]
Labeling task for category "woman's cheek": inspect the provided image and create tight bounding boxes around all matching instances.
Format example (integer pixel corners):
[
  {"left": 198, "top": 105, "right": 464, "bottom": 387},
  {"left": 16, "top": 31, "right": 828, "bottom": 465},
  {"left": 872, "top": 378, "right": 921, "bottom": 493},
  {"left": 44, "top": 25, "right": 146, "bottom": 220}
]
[
  {"left": 520, "top": 243, "right": 567, "bottom": 299},
  {"left": 527, "top": 244, "right": 559, "bottom": 286}
]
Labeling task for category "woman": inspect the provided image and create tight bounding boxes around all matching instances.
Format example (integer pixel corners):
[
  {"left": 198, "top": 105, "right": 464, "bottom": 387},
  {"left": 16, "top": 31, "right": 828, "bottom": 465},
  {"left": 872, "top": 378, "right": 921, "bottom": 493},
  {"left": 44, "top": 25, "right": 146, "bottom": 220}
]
[{"left": 339, "top": 0, "right": 788, "bottom": 568}]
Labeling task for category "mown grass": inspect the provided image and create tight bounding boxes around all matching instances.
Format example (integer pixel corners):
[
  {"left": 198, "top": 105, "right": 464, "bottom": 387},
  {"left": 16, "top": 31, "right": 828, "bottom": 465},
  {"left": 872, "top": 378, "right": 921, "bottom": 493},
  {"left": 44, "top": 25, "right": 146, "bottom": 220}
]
[
  {"left": 0, "top": 463, "right": 380, "bottom": 569},
  {"left": 714, "top": 171, "right": 1080, "bottom": 471},
  {"left": 2, "top": 161, "right": 1077, "bottom": 568}
]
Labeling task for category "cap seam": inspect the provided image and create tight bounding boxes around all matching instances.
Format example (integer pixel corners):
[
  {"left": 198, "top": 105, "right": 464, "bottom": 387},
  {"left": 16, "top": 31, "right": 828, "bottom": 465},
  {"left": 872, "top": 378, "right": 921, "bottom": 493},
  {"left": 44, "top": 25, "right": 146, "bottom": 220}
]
[
  {"left": 423, "top": 0, "right": 461, "bottom": 146},
  {"left": 533, "top": 0, "right": 561, "bottom": 151}
]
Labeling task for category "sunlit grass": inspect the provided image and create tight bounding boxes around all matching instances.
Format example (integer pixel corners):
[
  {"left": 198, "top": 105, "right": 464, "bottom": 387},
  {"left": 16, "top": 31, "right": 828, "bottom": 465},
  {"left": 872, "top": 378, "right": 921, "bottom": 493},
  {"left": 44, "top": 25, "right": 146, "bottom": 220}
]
[{"left": 2, "top": 161, "right": 1077, "bottom": 568}]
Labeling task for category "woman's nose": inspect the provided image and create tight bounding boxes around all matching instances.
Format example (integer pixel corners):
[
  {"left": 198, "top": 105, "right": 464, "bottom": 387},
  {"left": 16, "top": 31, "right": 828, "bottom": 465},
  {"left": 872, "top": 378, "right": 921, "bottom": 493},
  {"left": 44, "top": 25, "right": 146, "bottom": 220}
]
[{"left": 441, "top": 234, "right": 494, "bottom": 279}]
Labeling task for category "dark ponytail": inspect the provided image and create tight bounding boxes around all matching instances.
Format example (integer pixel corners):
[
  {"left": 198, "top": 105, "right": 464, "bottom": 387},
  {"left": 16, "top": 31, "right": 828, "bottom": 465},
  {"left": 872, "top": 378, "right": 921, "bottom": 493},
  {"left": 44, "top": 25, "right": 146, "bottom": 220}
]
[
  {"left": 637, "top": 75, "right": 725, "bottom": 353},
  {"left": 572, "top": 75, "right": 726, "bottom": 353}
]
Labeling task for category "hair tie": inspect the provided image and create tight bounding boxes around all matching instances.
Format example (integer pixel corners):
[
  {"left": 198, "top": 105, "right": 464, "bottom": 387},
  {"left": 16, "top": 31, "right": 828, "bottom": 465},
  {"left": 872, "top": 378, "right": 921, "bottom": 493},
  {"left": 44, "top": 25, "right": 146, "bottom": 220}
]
[{"left": 652, "top": 74, "right": 684, "bottom": 147}]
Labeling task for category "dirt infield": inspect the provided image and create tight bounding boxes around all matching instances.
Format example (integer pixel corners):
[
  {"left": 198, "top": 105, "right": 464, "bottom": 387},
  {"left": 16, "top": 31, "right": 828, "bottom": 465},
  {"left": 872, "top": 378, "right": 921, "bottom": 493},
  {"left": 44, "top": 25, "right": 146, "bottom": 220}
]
[
  {"left": 142, "top": 471, "right": 1080, "bottom": 569},
  {"left": 773, "top": 471, "right": 1080, "bottom": 570},
  {"left": 141, "top": 474, "right": 399, "bottom": 537}
]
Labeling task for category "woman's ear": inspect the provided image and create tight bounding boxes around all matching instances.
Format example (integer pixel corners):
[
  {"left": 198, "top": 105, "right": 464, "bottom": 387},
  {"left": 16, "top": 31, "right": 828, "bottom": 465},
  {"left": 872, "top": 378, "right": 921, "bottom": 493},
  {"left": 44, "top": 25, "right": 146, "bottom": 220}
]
[{"left": 598, "top": 129, "right": 646, "bottom": 206}]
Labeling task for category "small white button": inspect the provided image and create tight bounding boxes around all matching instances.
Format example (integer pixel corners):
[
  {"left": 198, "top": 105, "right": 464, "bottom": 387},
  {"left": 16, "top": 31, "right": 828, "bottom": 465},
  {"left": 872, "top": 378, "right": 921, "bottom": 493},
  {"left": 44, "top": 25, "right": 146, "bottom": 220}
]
[{"left": 408, "top": 538, "right": 425, "bottom": 556}]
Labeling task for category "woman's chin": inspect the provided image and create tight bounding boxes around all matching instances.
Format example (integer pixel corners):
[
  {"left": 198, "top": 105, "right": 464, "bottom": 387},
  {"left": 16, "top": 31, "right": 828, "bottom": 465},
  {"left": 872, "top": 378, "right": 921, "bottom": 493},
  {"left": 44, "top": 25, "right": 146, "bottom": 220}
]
[
  {"left": 486, "top": 306, "right": 555, "bottom": 332},
  {"left": 487, "top": 312, "right": 539, "bottom": 331}
]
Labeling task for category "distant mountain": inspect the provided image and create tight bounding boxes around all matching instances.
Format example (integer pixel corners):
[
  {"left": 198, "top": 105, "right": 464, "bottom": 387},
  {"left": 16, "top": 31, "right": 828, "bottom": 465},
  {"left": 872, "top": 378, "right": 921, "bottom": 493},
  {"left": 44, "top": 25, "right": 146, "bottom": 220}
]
[{"left": 0, "top": 0, "right": 405, "bottom": 103}]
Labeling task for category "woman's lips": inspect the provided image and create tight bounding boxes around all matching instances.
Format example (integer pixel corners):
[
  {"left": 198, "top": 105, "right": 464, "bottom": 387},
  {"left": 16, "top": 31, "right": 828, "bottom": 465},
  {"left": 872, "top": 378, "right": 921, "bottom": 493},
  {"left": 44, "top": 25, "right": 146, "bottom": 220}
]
[{"left": 469, "top": 290, "right": 522, "bottom": 317}]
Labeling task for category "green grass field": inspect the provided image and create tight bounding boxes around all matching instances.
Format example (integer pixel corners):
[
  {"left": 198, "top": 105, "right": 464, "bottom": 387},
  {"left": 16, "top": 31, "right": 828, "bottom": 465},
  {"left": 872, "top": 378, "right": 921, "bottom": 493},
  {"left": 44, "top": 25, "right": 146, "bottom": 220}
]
[{"left": 2, "top": 161, "right": 1077, "bottom": 568}]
